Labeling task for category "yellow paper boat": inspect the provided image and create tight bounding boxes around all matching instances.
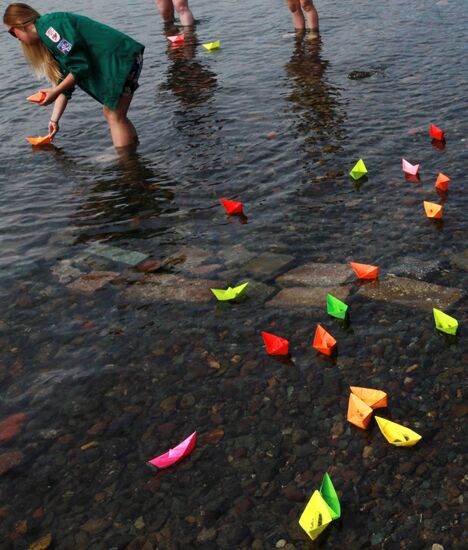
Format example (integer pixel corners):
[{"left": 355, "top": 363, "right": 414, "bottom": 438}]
[
  {"left": 375, "top": 416, "right": 421, "bottom": 447},
  {"left": 211, "top": 282, "right": 248, "bottom": 301},
  {"left": 433, "top": 308, "right": 458, "bottom": 336},
  {"left": 299, "top": 490, "right": 333, "bottom": 541},
  {"left": 203, "top": 40, "right": 221, "bottom": 51}
]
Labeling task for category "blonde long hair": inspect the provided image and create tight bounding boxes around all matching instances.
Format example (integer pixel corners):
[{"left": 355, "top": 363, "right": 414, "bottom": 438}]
[{"left": 4, "top": 3, "right": 62, "bottom": 85}]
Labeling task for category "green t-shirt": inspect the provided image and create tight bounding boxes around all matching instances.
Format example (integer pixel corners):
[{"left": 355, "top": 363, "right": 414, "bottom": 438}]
[{"left": 35, "top": 12, "right": 144, "bottom": 110}]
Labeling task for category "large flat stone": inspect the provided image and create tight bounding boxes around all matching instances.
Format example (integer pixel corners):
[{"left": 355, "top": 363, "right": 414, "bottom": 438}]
[
  {"left": 243, "top": 252, "right": 294, "bottom": 276},
  {"left": 166, "top": 246, "right": 213, "bottom": 273},
  {"left": 266, "top": 286, "right": 350, "bottom": 307},
  {"left": 88, "top": 243, "right": 148, "bottom": 266},
  {"left": 450, "top": 250, "right": 468, "bottom": 272},
  {"left": 277, "top": 263, "right": 351, "bottom": 286},
  {"left": 216, "top": 244, "right": 256, "bottom": 268},
  {"left": 124, "top": 274, "right": 223, "bottom": 303},
  {"left": 357, "top": 275, "right": 464, "bottom": 312},
  {"left": 387, "top": 256, "right": 440, "bottom": 280}
]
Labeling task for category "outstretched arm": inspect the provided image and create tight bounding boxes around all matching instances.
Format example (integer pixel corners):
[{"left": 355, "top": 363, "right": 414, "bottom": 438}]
[{"left": 48, "top": 94, "right": 69, "bottom": 138}]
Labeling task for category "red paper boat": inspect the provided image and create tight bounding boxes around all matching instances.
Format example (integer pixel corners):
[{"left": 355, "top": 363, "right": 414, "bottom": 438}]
[
  {"left": 429, "top": 123, "right": 444, "bottom": 141},
  {"left": 312, "top": 324, "right": 336, "bottom": 356},
  {"left": 261, "top": 331, "right": 289, "bottom": 355},
  {"left": 423, "top": 201, "right": 443, "bottom": 219},
  {"left": 26, "top": 91, "right": 46, "bottom": 103},
  {"left": 350, "top": 262, "right": 379, "bottom": 280},
  {"left": 148, "top": 431, "right": 196, "bottom": 469},
  {"left": 402, "top": 158, "right": 420, "bottom": 176},
  {"left": 220, "top": 198, "right": 243, "bottom": 215},
  {"left": 167, "top": 34, "right": 185, "bottom": 44},
  {"left": 435, "top": 173, "right": 451, "bottom": 192}
]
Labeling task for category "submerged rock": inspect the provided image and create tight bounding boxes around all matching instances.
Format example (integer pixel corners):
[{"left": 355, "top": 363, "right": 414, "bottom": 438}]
[
  {"left": 243, "top": 252, "right": 294, "bottom": 276},
  {"left": 266, "top": 286, "right": 350, "bottom": 307},
  {"left": 277, "top": 262, "right": 351, "bottom": 286}
]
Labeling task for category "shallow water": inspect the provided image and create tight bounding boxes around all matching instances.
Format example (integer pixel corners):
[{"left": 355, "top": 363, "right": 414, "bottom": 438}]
[{"left": 0, "top": 0, "right": 466, "bottom": 548}]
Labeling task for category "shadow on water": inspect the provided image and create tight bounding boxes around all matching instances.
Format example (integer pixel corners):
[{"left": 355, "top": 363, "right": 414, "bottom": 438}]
[{"left": 285, "top": 33, "right": 346, "bottom": 163}]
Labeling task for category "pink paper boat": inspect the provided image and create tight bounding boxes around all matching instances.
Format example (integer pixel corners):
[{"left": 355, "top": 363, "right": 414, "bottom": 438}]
[
  {"left": 167, "top": 34, "right": 185, "bottom": 44},
  {"left": 402, "top": 158, "right": 419, "bottom": 176},
  {"left": 148, "top": 431, "right": 196, "bottom": 469}
]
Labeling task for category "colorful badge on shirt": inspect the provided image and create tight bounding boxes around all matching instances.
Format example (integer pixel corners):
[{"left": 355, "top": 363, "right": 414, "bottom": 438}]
[
  {"left": 45, "top": 26, "right": 60, "bottom": 43},
  {"left": 57, "top": 38, "right": 73, "bottom": 55}
]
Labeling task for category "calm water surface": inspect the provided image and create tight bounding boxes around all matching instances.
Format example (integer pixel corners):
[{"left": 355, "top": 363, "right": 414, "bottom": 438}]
[{"left": 0, "top": 0, "right": 466, "bottom": 548}]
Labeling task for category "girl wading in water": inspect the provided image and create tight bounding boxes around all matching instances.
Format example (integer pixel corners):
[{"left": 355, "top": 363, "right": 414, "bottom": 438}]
[
  {"left": 286, "top": 0, "right": 319, "bottom": 33},
  {"left": 155, "top": 0, "right": 194, "bottom": 27},
  {"left": 4, "top": 3, "right": 144, "bottom": 149}
]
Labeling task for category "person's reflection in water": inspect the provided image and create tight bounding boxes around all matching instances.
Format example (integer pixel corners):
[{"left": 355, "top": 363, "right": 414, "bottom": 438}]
[
  {"left": 285, "top": 32, "right": 345, "bottom": 164},
  {"left": 71, "top": 147, "right": 177, "bottom": 244}
]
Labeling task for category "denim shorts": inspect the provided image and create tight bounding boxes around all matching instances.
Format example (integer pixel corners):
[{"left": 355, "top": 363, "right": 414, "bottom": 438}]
[{"left": 122, "top": 52, "right": 143, "bottom": 96}]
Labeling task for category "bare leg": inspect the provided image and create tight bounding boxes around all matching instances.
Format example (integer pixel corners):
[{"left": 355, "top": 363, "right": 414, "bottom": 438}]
[
  {"left": 287, "top": 0, "right": 306, "bottom": 30},
  {"left": 300, "top": 0, "right": 319, "bottom": 31},
  {"left": 103, "top": 94, "right": 138, "bottom": 149},
  {"left": 173, "top": 0, "right": 194, "bottom": 26},
  {"left": 155, "top": 0, "right": 175, "bottom": 23}
]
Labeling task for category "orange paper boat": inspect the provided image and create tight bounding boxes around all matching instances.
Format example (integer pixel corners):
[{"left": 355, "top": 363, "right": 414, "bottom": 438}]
[
  {"left": 350, "top": 262, "right": 379, "bottom": 280},
  {"left": 261, "top": 331, "right": 289, "bottom": 355},
  {"left": 220, "top": 198, "right": 243, "bottom": 215},
  {"left": 312, "top": 324, "right": 336, "bottom": 356},
  {"left": 435, "top": 173, "right": 451, "bottom": 192},
  {"left": 350, "top": 386, "right": 388, "bottom": 409},
  {"left": 347, "top": 393, "right": 373, "bottom": 429},
  {"left": 423, "top": 201, "right": 443, "bottom": 219},
  {"left": 25, "top": 135, "right": 52, "bottom": 146},
  {"left": 26, "top": 91, "right": 46, "bottom": 103},
  {"left": 429, "top": 123, "right": 444, "bottom": 141}
]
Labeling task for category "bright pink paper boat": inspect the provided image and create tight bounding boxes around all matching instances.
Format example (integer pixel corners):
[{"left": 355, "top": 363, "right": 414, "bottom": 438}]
[
  {"left": 167, "top": 34, "right": 185, "bottom": 44},
  {"left": 402, "top": 159, "right": 420, "bottom": 176},
  {"left": 148, "top": 431, "right": 196, "bottom": 469}
]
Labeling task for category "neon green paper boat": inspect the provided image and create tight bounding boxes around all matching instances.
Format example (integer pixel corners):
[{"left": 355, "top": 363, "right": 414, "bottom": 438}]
[
  {"left": 326, "top": 294, "right": 348, "bottom": 320},
  {"left": 203, "top": 40, "right": 221, "bottom": 51},
  {"left": 211, "top": 282, "right": 249, "bottom": 301},
  {"left": 349, "top": 159, "right": 367, "bottom": 180},
  {"left": 320, "top": 472, "right": 341, "bottom": 520},
  {"left": 433, "top": 308, "right": 458, "bottom": 336}
]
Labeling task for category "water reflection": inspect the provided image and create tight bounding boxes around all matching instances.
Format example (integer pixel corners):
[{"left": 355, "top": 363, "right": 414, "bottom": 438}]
[{"left": 285, "top": 33, "right": 345, "bottom": 162}]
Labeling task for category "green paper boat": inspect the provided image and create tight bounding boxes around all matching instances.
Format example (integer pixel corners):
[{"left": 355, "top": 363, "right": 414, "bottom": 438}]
[
  {"left": 433, "top": 308, "right": 458, "bottom": 336},
  {"left": 211, "top": 282, "right": 249, "bottom": 302},
  {"left": 320, "top": 472, "right": 341, "bottom": 520},
  {"left": 326, "top": 294, "right": 348, "bottom": 320},
  {"left": 349, "top": 159, "right": 367, "bottom": 180}
]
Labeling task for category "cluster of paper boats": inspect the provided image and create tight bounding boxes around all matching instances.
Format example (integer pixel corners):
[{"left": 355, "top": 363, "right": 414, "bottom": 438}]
[
  {"left": 349, "top": 124, "right": 452, "bottom": 220},
  {"left": 166, "top": 33, "right": 220, "bottom": 51}
]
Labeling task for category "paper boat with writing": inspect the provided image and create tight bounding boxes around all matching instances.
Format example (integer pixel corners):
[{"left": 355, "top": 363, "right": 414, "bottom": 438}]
[
  {"left": 429, "top": 123, "right": 444, "bottom": 141},
  {"left": 349, "top": 159, "right": 367, "bottom": 180},
  {"left": 299, "top": 490, "right": 333, "bottom": 541},
  {"left": 433, "top": 308, "right": 458, "bottom": 336},
  {"left": 26, "top": 91, "right": 46, "bottom": 103},
  {"left": 375, "top": 417, "right": 421, "bottom": 447},
  {"left": 203, "top": 40, "right": 221, "bottom": 51},
  {"left": 423, "top": 201, "right": 443, "bottom": 219},
  {"left": 347, "top": 393, "right": 373, "bottom": 429},
  {"left": 25, "top": 135, "right": 52, "bottom": 146},
  {"left": 167, "top": 34, "right": 185, "bottom": 44},
  {"left": 313, "top": 324, "right": 336, "bottom": 356},
  {"left": 435, "top": 173, "right": 451, "bottom": 192},
  {"left": 350, "top": 262, "right": 379, "bottom": 279},
  {"left": 326, "top": 294, "right": 348, "bottom": 320},
  {"left": 320, "top": 473, "right": 341, "bottom": 520},
  {"left": 148, "top": 431, "right": 196, "bottom": 469},
  {"left": 350, "top": 386, "right": 388, "bottom": 409},
  {"left": 211, "top": 282, "right": 249, "bottom": 301},
  {"left": 220, "top": 198, "right": 243, "bottom": 215},
  {"left": 402, "top": 158, "right": 420, "bottom": 176},
  {"left": 261, "top": 331, "right": 289, "bottom": 355}
]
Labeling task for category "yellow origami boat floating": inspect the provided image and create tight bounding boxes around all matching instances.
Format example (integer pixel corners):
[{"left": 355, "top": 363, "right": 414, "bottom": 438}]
[
  {"left": 375, "top": 416, "right": 422, "bottom": 447},
  {"left": 299, "top": 490, "right": 333, "bottom": 541},
  {"left": 210, "top": 282, "right": 248, "bottom": 301}
]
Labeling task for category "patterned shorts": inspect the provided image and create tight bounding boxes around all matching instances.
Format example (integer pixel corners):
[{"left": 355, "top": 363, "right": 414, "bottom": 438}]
[{"left": 122, "top": 52, "right": 144, "bottom": 97}]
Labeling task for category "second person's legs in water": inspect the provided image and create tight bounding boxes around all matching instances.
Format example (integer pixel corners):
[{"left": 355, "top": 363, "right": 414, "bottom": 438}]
[
  {"left": 155, "top": 0, "right": 194, "bottom": 26},
  {"left": 287, "top": 0, "right": 319, "bottom": 32}
]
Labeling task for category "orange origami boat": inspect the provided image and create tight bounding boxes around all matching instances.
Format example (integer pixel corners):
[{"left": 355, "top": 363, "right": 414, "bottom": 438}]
[
  {"left": 350, "top": 386, "right": 388, "bottom": 409},
  {"left": 423, "top": 201, "right": 443, "bottom": 219},
  {"left": 435, "top": 173, "right": 451, "bottom": 192},
  {"left": 25, "top": 135, "right": 52, "bottom": 146},
  {"left": 350, "top": 262, "right": 379, "bottom": 280},
  {"left": 312, "top": 324, "right": 336, "bottom": 356},
  {"left": 347, "top": 393, "right": 373, "bottom": 429},
  {"left": 26, "top": 91, "right": 46, "bottom": 103}
]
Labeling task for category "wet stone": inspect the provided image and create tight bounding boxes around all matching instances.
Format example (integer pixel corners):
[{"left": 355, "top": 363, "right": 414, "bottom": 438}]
[
  {"left": 388, "top": 256, "right": 440, "bottom": 280},
  {"left": 50, "top": 260, "right": 82, "bottom": 283},
  {"left": 277, "top": 262, "right": 352, "bottom": 286},
  {"left": 357, "top": 275, "right": 464, "bottom": 312},
  {"left": 266, "top": 286, "right": 350, "bottom": 308},
  {"left": 0, "top": 450, "right": 23, "bottom": 475},
  {"left": 450, "top": 250, "right": 468, "bottom": 271},
  {"left": 67, "top": 271, "right": 119, "bottom": 293},
  {"left": 168, "top": 246, "right": 213, "bottom": 272},
  {"left": 87, "top": 243, "right": 149, "bottom": 266},
  {"left": 0, "top": 412, "right": 26, "bottom": 443},
  {"left": 243, "top": 252, "right": 295, "bottom": 276}
]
